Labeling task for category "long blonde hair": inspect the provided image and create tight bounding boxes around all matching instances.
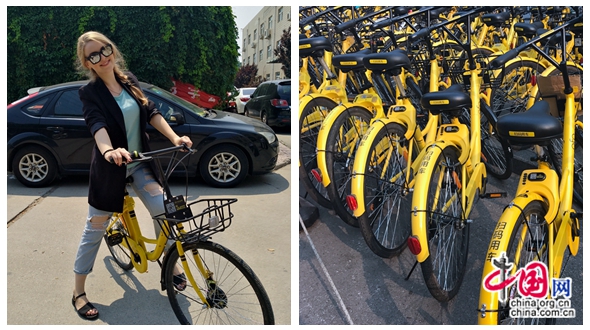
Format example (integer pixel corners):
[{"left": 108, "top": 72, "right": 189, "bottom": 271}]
[{"left": 76, "top": 31, "right": 147, "bottom": 105}]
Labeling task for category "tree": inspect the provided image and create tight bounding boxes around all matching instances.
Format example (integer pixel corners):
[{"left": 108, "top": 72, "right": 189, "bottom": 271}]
[
  {"left": 6, "top": 6, "right": 239, "bottom": 106},
  {"left": 273, "top": 26, "right": 291, "bottom": 78},
  {"left": 234, "top": 64, "right": 261, "bottom": 88}
]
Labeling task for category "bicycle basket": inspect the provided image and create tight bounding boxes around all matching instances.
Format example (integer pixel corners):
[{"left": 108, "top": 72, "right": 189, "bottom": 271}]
[{"left": 154, "top": 198, "right": 237, "bottom": 244}]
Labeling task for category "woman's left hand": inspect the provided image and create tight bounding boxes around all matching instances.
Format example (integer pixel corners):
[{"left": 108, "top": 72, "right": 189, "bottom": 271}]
[{"left": 174, "top": 135, "right": 193, "bottom": 149}]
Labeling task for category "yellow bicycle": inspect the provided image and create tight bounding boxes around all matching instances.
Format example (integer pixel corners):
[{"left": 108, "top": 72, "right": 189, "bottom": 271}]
[
  {"left": 477, "top": 15, "right": 582, "bottom": 324},
  {"left": 104, "top": 144, "right": 274, "bottom": 324}
]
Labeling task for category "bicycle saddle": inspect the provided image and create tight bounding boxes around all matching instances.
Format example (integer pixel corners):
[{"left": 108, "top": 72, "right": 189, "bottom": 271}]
[
  {"left": 362, "top": 50, "right": 411, "bottom": 75},
  {"left": 299, "top": 37, "right": 333, "bottom": 58},
  {"left": 420, "top": 84, "right": 471, "bottom": 117},
  {"left": 496, "top": 100, "right": 563, "bottom": 146},
  {"left": 333, "top": 49, "right": 371, "bottom": 72},
  {"left": 481, "top": 11, "right": 511, "bottom": 27},
  {"left": 514, "top": 21, "right": 545, "bottom": 38}
]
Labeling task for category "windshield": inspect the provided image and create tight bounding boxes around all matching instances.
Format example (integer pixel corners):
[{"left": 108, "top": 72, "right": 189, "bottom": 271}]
[{"left": 145, "top": 85, "right": 209, "bottom": 117}]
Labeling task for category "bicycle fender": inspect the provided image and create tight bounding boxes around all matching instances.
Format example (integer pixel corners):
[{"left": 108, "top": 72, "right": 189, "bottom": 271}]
[
  {"left": 477, "top": 194, "right": 545, "bottom": 324},
  {"left": 350, "top": 117, "right": 413, "bottom": 217},
  {"left": 159, "top": 242, "right": 178, "bottom": 291},
  {"left": 315, "top": 102, "right": 357, "bottom": 187},
  {"left": 410, "top": 142, "right": 451, "bottom": 263}
]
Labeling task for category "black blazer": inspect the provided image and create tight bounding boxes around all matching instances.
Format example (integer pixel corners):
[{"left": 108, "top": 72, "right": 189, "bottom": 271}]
[{"left": 80, "top": 72, "right": 163, "bottom": 212}]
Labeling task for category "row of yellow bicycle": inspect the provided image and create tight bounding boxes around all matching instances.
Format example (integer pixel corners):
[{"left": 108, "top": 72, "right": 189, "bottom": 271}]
[{"left": 299, "top": 6, "right": 582, "bottom": 324}]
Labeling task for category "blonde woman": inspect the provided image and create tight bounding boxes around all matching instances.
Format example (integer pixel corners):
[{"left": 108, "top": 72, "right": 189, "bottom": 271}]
[{"left": 72, "top": 31, "right": 192, "bottom": 319}]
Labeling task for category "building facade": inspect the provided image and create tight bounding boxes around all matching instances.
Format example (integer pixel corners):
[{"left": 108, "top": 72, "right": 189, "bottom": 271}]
[{"left": 240, "top": 6, "right": 291, "bottom": 81}]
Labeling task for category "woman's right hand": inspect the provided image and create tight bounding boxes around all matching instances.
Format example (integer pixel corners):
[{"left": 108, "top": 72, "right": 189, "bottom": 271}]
[{"left": 104, "top": 148, "right": 132, "bottom": 166}]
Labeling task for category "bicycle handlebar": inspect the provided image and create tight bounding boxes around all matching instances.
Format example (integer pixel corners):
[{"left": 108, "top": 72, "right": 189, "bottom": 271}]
[
  {"left": 108, "top": 143, "right": 195, "bottom": 165},
  {"left": 488, "top": 14, "right": 583, "bottom": 70}
]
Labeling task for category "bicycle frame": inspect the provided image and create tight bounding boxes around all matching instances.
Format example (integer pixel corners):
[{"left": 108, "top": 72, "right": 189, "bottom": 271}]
[
  {"left": 104, "top": 145, "right": 218, "bottom": 308},
  {"left": 349, "top": 47, "right": 449, "bottom": 217},
  {"left": 409, "top": 66, "right": 489, "bottom": 262}
]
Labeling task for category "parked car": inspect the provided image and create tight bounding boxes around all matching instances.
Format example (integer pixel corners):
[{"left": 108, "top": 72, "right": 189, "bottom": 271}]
[
  {"left": 234, "top": 87, "right": 257, "bottom": 114},
  {"left": 243, "top": 79, "right": 291, "bottom": 128},
  {"left": 7, "top": 81, "right": 279, "bottom": 188}
]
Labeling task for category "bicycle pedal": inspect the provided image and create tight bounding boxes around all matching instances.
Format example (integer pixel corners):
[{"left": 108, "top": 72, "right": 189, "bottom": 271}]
[
  {"left": 107, "top": 232, "right": 124, "bottom": 246},
  {"left": 481, "top": 192, "right": 507, "bottom": 199}
]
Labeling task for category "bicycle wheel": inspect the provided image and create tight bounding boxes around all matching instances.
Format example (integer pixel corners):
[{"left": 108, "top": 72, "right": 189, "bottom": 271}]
[
  {"left": 490, "top": 59, "right": 546, "bottom": 119},
  {"left": 324, "top": 106, "right": 373, "bottom": 227},
  {"left": 165, "top": 240, "right": 274, "bottom": 325},
  {"left": 104, "top": 216, "right": 133, "bottom": 271},
  {"left": 480, "top": 101, "right": 513, "bottom": 179},
  {"left": 420, "top": 145, "right": 469, "bottom": 302},
  {"left": 299, "top": 96, "right": 337, "bottom": 209},
  {"left": 547, "top": 125, "right": 583, "bottom": 206},
  {"left": 357, "top": 122, "right": 412, "bottom": 258},
  {"left": 493, "top": 201, "right": 555, "bottom": 325}
]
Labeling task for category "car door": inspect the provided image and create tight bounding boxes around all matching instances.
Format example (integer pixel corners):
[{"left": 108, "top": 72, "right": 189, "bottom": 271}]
[
  {"left": 247, "top": 83, "right": 268, "bottom": 118},
  {"left": 40, "top": 88, "right": 94, "bottom": 170}
]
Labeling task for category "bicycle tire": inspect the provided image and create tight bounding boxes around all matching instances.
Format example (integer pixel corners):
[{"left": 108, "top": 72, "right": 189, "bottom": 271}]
[
  {"left": 490, "top": 200, "right": 555, "bottom": 325},
  {"left": 324, "top": 106, "right": 373, "bottom": 227},
  {"left": 547, "top": 125, "right": 583, "bottom": 206},
  {"left": 165, "top": 240, "right": 274, "bottom": 325},
  {"left": 490, "top": 59, "right": 546, "bottom": 119},
  {"left": 357, "top": 122, "right": 412, "bottom": 258},
  {"left": 480, "top": 100, "right": 513, "bottom": 179},
  {"left": 420, "top": 145, "right": 470, "bottom": 302},
  {"left": 299, "top": 96, "right": 337, "bottom": 209},
  {"left": 104, "top": 216, "right": 133, "bottom": 271}
]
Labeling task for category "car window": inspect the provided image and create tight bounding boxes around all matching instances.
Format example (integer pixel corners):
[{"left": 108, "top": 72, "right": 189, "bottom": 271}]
[
  {"left": 277, "top": 83, "right": 291, "bottom": 100},
  {"left": 53, "top": 90, "right": 84, "bottom": 117},
  {"left": 242, "top": 88, "right": 256, "bottom": 96},
  {"left": 253, "top": 84, "right": 268, "bottom": 97},
  {"left": 150, "top": 96, "right": 177, "bottom": 122},
  {"left": 22, "top": 95, "right": 51, "bottom": 116},
  {"left": 145, "top": 85, "right": 208, "bottom": 118}
]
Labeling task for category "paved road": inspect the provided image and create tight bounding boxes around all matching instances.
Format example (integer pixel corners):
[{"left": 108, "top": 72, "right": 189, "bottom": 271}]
[
  {"left": 299, "top": 151, "right": 583, "bottom": 325},
  {"left": 6, "top": 142, "right": 291, "bottom": 325}
]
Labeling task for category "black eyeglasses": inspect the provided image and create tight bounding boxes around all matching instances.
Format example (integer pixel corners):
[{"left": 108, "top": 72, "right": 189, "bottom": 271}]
[{"left": 86, "top": 44, "right": 113, "bottom": 64}]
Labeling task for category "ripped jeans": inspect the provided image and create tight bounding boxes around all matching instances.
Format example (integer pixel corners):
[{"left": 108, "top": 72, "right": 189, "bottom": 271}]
[{"left": 73, "top": 163, "right": 168, "bottom": 275}]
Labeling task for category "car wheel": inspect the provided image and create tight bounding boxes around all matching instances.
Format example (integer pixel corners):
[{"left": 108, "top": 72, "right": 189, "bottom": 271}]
[
  {"left": 12, "top": 146, "right": 58, "bottom": 187},
  {"left": 261, "top": 111, "right": 268, "bottom": 125},
  {"left": 244, "top": 108, "right": 249, "bottom": 118},
  {"left": 199, "top": 145, "right": 249, "bottom": 188}
]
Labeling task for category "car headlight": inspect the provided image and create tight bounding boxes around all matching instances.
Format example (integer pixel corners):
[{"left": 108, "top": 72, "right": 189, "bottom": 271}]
[{"left": 258, "top": 131, "right": 277, "bottom": 144}]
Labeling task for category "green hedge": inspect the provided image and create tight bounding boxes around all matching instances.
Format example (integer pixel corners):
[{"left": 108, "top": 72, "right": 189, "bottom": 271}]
[{"left": 7, "top": 6, "right": 239, "bottom": 106}]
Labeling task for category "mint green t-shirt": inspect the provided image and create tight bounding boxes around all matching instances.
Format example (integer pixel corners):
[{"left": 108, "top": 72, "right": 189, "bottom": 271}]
[{"left": 114, "top": 89, "right": 142, "bottom": 167}]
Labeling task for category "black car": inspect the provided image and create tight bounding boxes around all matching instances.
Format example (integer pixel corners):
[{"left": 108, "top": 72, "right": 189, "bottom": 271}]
[
  {"left": 243, "top": 79, "right": 291, "bottom": 128},
  {"left": 7, "top": 81, "right": 279, "bottom": 188}
]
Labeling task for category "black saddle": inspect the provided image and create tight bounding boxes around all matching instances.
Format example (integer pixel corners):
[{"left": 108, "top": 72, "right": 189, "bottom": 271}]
[
  {"left": 420, "top": 84, "right": 471, "bottom": 117},
  {"left": 496, "top": 100, "right": 563, "bottom": 146},
  {"left": 299, "top": 37, "right": 333, "bottom": 58},
  {"left": 362, "top": 50, "right": 411, "bottom": 75},
  {"left": 333, "top": 49, "right": 371, "bottom": 73}
]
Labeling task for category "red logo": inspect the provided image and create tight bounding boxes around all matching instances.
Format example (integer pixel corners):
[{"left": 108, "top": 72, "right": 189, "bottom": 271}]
[{"left": 483, "top": 252, "right": 549, "bottom": 302}]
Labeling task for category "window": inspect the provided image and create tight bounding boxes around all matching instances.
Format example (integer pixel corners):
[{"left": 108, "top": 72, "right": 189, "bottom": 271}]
[
  {"left": 247, "top": 56, "right": 250, "bottom": 65},
  {"left": 260, "top": 23, "right": 265, "bottom": 37},
  {"left": 278, "top": 7, "right": 283, "bottom": 22},
  {"left": 53, "top": 90, "right": 83, "bottom": 117},
  {"left": 266, "top": 73, "right": 271, "bottom": 80},
  {"left": 253, "top": 53, "right": 256, "bottom": 64},
  {"left": 150, "top": 98, "right": 177, "bottom": 123},
  {"left": 248, "top": 34, "right": 251, "bottom": 45},
  {"left": 268, "top": 16, "right": 273, "bottom": 30},
  {"left": 275, "top": 72, "right": 281, "bottom": 80},
  {"left": 267, "top": 45, "right": 272, "bottom": 59},
  {"left": 253, "top": 29, "right": 257, "bottom": 40},
  {"left": 259, "top": 50, "right": 263, "bottom": 62},
  {"left": 243, "top": 38, "right": 246, "bottom": 49},
  {"left": 22, "top": 95, "right": 50, "bottom": 116}
]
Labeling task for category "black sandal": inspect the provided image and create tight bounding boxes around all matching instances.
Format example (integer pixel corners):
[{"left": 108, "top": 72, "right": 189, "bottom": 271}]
[
  {"left": 173, "top": 273, "right": 187, "bottom": 291},
  {"left": 72, "top": 292, "right": 99, "bottom": 320}
]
